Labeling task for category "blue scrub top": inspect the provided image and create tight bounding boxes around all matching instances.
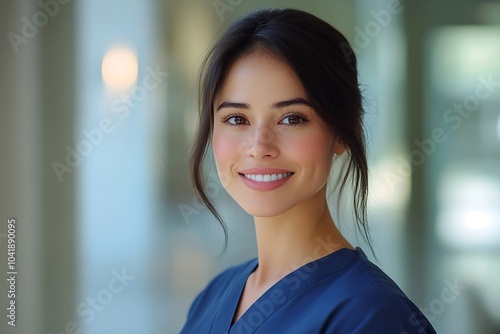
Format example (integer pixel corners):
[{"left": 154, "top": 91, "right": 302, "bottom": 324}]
[{"left": 180, "top": 248, "right": 437, "bottom": 333}]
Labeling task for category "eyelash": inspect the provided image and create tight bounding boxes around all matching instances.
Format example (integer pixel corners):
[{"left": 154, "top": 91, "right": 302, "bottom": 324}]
[{"left": 221, "top": 112, "right": 310, "bottom": 127}]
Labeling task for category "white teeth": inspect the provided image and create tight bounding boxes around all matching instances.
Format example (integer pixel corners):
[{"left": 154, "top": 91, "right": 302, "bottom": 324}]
[{"left": 244, "top": 173, "right": 292, "bottom": 182}]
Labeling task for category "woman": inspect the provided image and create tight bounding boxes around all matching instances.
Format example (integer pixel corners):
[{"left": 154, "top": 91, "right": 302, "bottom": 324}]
[{"left": 181, "top": 8, "right": 437, "bottom": 334}]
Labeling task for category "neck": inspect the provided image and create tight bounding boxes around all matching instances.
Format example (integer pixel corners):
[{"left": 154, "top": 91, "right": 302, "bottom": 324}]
[{"left": 251, "top": 186, "right": 353, "bottom": 286}]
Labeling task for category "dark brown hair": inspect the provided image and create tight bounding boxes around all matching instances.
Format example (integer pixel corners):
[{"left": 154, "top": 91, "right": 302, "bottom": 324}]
[{"left": 190, "top": 8, "right": 370, "bottom": 253}]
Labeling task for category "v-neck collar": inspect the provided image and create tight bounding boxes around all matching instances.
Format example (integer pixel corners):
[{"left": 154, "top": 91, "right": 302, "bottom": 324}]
[{"left": 209, "top": 247, "right": 362, "bottom": 333}]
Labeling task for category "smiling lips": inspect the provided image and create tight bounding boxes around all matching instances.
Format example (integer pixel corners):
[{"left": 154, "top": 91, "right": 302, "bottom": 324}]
[
  {"left": 238, "top": 168, "right": 294, "bottom": 191},
  {"left": 244, "top": 172, "right": 292, "bottom": 182}
]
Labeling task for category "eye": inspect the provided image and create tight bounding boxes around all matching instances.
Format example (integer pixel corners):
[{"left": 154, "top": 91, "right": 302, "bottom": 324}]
[
  {"left": 280, "top": 113, "right": 309, "bottom": 125},
  {"left": 223, "top": 114, "right": 249, "bottom": 125}
]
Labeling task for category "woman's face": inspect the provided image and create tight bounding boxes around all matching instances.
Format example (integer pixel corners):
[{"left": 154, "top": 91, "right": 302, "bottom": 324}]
[{"left": 212, "top": 52, "right": 344, "bottom": 217}]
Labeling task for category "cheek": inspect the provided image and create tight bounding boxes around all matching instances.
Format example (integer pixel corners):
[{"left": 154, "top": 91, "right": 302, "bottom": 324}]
[
  {"left": 212, "top": 129, "right": 238, "bottom": 169},
  {"left": 287, "top": 131, "right": 334, "bottom": 168}
]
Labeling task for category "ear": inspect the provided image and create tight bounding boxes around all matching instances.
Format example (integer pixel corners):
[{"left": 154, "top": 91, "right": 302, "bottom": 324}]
[{"left": 333, "top": 138, "right": 346, "bottom": 155}]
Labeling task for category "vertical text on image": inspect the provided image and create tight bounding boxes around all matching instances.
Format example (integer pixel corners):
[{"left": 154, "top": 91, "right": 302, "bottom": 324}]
[{"left": 6, "top": 218, "right": 17, "bottom": 327}]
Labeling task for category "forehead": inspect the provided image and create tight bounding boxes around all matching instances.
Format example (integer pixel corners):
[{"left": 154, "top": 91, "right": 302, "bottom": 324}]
[{"left": 215, "top": 52, "right": 307, "bottom": 106}]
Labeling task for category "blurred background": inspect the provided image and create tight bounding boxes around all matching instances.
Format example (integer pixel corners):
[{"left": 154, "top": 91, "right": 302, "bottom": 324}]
[{"left": 1, "top": 0, "right": 499, "bottom": 333}]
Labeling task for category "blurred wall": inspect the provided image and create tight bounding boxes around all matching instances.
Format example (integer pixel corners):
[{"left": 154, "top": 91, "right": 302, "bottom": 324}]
[{"left": 0, "top": 1, "right": 77, "bottom": 333}]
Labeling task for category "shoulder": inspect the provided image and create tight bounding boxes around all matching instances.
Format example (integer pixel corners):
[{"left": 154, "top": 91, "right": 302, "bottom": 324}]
[
  {"left": 322, "top": 249, "right": 436, "bottom": 333},
  {"left": 327, "top": 289, "right": 435, "bottom": 333},
  {"left": 181, "top": 258, "right": 257, "bottom": 333},
  {"left": 326, "top": 289, "right": 436, "bottom": 333},
  {"left": 323, "top": 248, "right": 415, "bottom": 301},
  {"left": 185, "top": 257, "right": 256, "bottom": 317}
]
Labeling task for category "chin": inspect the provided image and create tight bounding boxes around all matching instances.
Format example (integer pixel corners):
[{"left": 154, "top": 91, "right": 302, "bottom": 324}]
[{"left": 235, "top": 198, "right": 295, "bottom": 218}]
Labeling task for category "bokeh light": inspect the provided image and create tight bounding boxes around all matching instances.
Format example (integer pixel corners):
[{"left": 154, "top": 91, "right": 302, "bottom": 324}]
[{"left": 101, "top": 47, "right": 138, "bottom": 89}]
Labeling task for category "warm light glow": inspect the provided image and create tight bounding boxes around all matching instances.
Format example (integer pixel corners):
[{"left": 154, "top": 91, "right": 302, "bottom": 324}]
[{"left": 102, "top": 47, "right": 138, "bottom": 89}]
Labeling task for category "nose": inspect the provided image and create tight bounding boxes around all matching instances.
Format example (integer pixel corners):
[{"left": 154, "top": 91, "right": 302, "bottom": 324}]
[{"left": 242, "top": 127, "right": 279, "bottom": 159}]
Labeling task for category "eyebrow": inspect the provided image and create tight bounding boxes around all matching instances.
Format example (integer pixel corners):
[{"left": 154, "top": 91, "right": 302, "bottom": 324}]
[{"left": 216, "top": 97, "right": 312, "bottom": 112}]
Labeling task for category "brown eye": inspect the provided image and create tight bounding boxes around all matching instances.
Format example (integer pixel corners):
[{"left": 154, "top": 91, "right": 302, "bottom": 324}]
[
  {"left": 226, "top": 115, "right": 248, "bottom": 125},
  {"left": 283, "top": 116, "right": 300, "bottom": 124},
  {"left": 281, "top": 114, "right": 308, "bottom": 125}
]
